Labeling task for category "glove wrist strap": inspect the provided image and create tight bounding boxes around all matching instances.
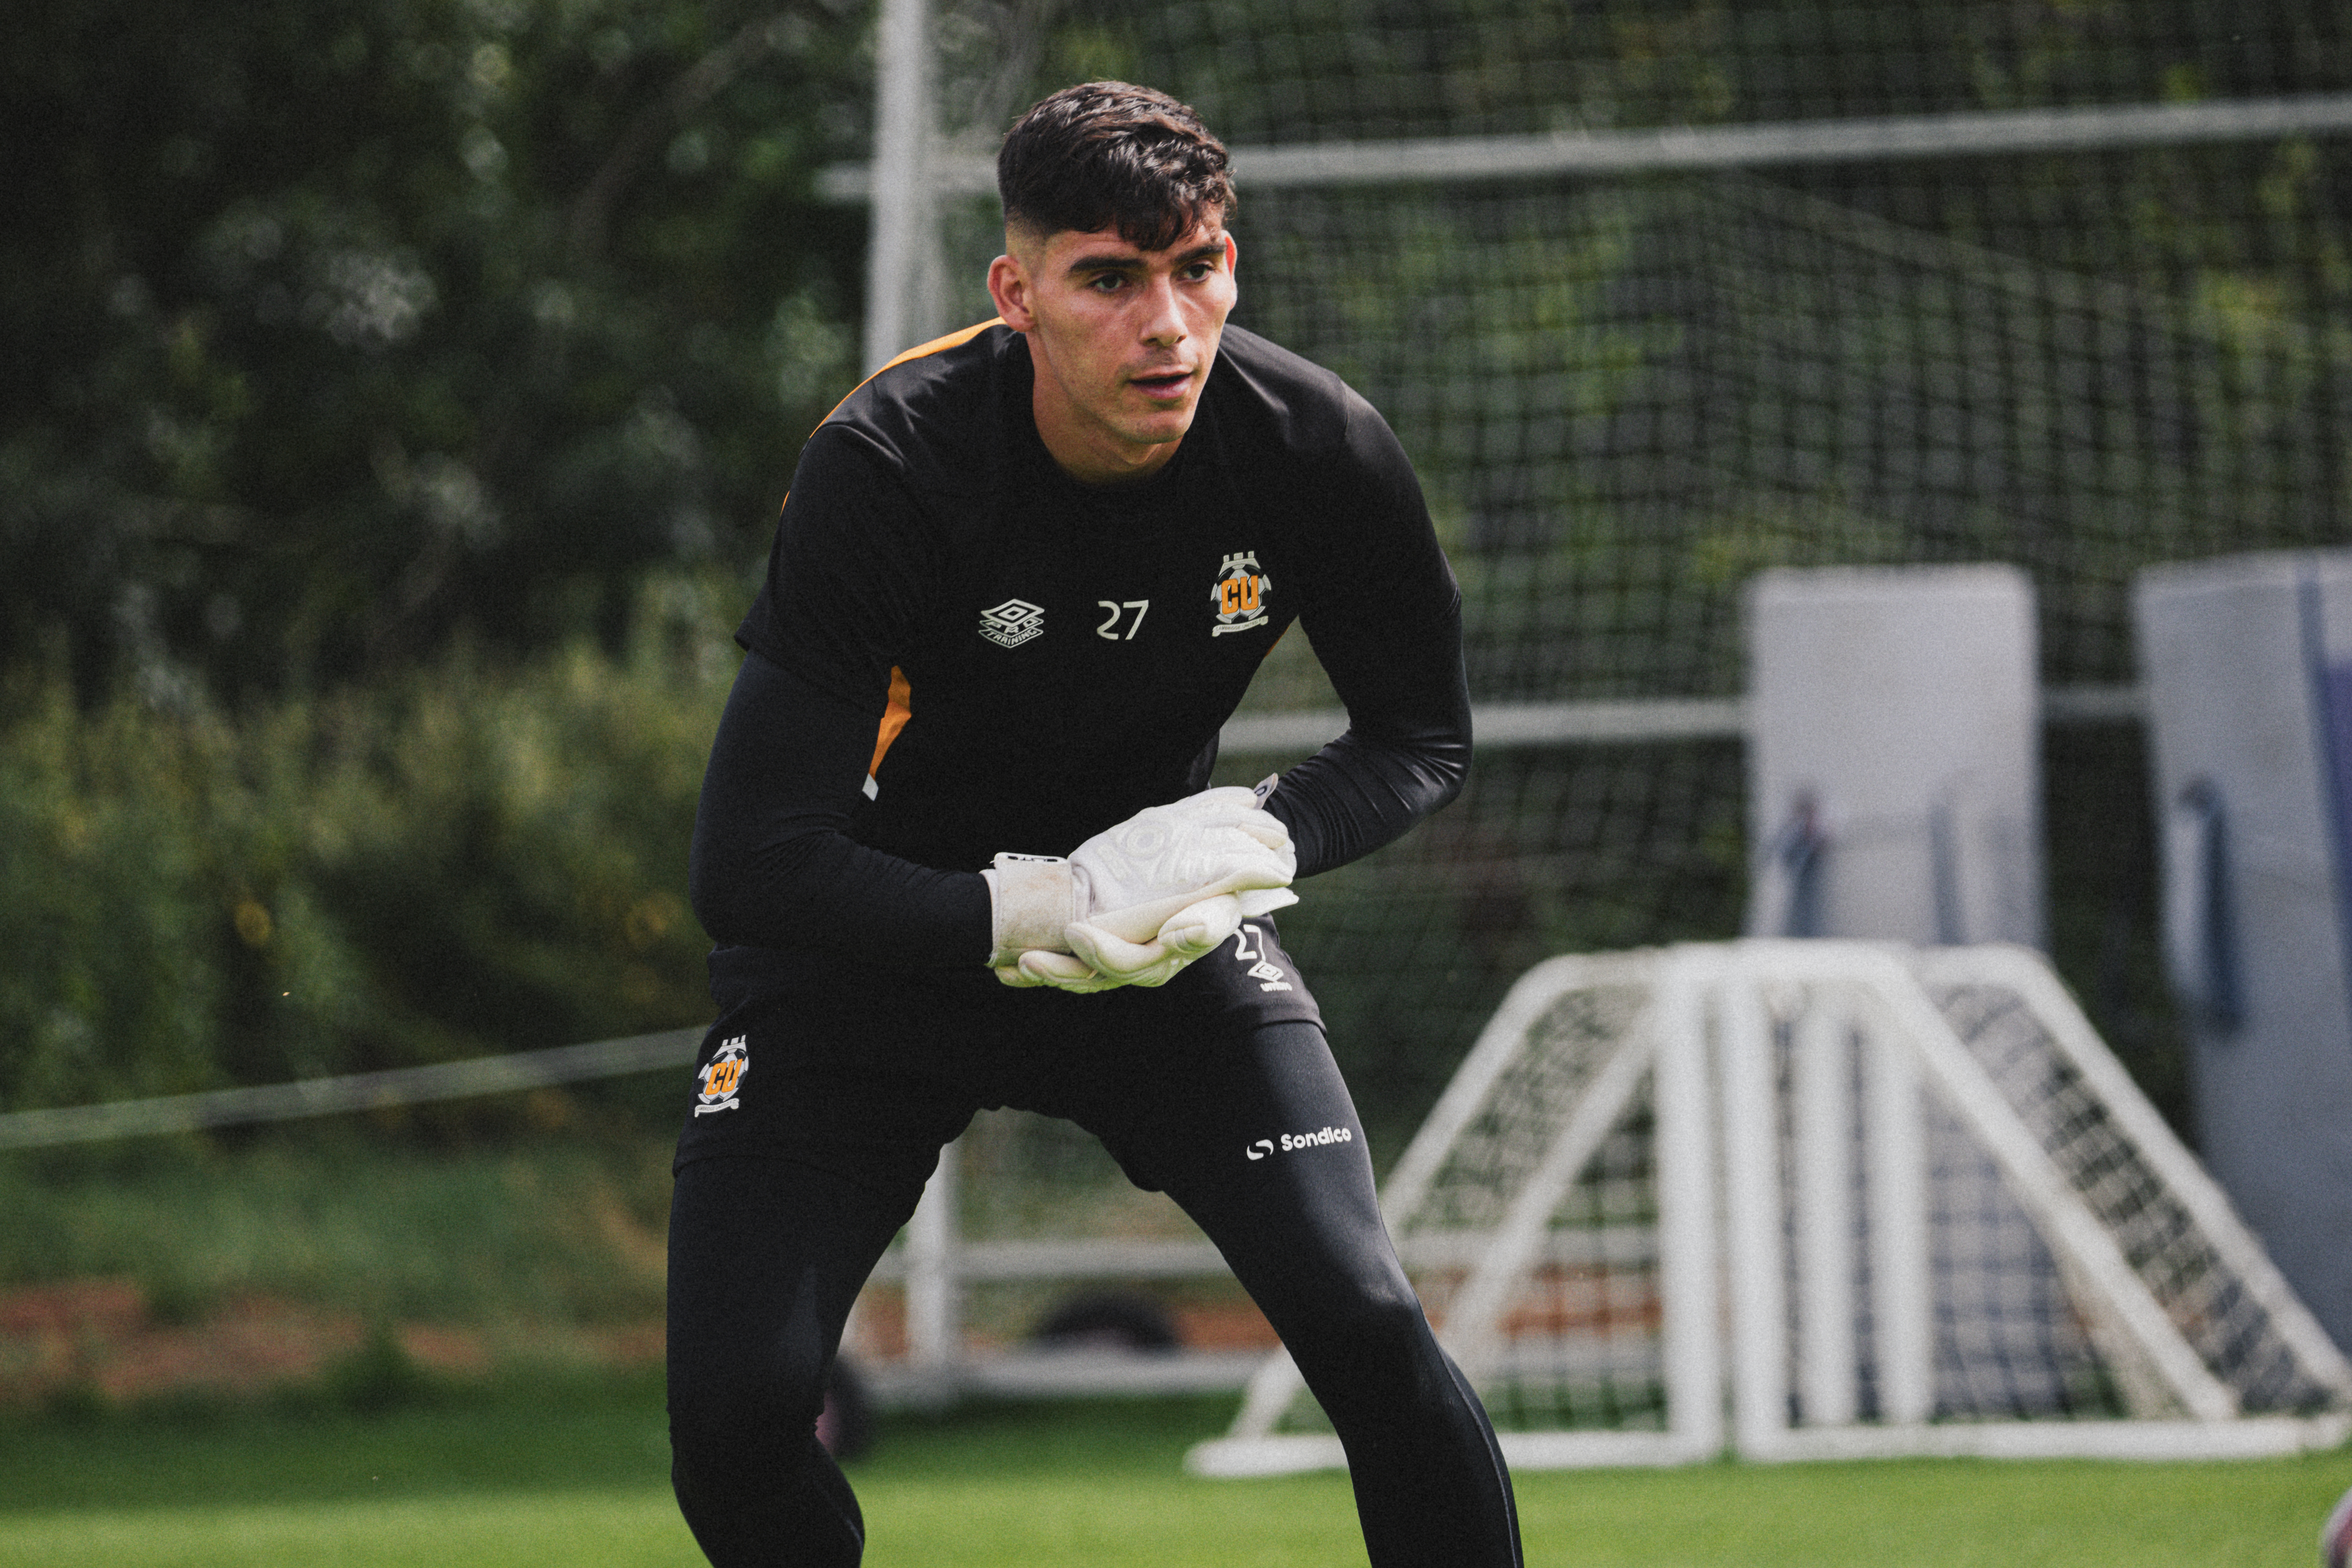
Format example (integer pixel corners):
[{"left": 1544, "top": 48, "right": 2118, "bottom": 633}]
[{"left": 983, "top": 854, "right": 1079, "bottom": 966}]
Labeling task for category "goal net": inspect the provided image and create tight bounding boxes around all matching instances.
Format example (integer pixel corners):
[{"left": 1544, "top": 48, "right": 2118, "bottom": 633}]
[
  {"left": 833, "top": 2, "right": 2352, "bottom": 1397},
  {"left": 860, "top": 0, "right": 2352, "bottom": 1133},
  {"left": 1189, "top": 941, "right": 2352, "bottom": 1472}
]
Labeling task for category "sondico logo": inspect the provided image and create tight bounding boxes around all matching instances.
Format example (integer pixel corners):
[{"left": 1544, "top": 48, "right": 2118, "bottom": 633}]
[
  {"left": 695, "top": 1035, "right": 747, "bottom": 1116},
  {"left": 1245, "top": 1125, "right": 1354, "bottom": 1161}
]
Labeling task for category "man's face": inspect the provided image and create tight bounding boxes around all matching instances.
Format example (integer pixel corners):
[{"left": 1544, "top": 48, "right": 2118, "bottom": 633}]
[{"left": 986, "top": 217, "right": 1238, "bottom": 484}]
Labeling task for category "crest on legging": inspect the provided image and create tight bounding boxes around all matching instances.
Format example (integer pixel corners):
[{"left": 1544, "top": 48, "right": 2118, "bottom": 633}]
[
  {"left": 695, "top": 1035, "right": 748, "bottom": 1115},
  {"left": 1210, "top": 551, "right": 1272, "bottom": 636}
]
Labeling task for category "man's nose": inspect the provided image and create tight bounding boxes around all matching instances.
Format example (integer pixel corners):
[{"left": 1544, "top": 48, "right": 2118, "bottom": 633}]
[{"left": 1137, "top": 275, "right": 1187, "bottom": 345}]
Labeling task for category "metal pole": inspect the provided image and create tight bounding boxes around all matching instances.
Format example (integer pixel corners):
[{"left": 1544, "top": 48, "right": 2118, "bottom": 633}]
[
  {"left": 1652, "top": 949, "right": 1724, "bottom": 1460},
  {"left": 1863, "top": 1000, "right": 1934, "bottom": 1426},
  {"left": 1718, "top": 967, "right": 1788, "bottom": 1458},
  {"left": 868, "top": 0, "right": 958, "bottom": 1397},
  {"left": 904, "top": 1140, "right": 961, "bottom": 1399},
  {"left": 863, "top": 0, "right": 941, "bottom": 373},
  {"left": 1793, "top": 993, "right": 1858, "bottom": 1427}
]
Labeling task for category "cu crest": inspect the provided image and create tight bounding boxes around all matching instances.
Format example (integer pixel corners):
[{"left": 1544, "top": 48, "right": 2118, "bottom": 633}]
[
  {"left": 695, "top": 1035, "right": 748, "bottom": 1116},
  {"left": 1211, "top": 551, "right": 1272, "bottom": 636}
]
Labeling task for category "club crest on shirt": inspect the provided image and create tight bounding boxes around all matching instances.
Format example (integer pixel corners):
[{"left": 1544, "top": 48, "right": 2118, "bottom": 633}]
[
  {"left": 978, "top": 598, "right": 1046, "bottom": 648},
  {"left": 695, "top": 1035, "right": 748, "bottom": 1115},
  {"left": 1210, "top": 552, "right": 1271, "bottom": 636}
]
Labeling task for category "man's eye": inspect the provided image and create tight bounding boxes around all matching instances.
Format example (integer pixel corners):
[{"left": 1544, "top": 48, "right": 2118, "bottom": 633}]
[{"left": 1089, "top": 273, "right": 1127, "bottom": 292}]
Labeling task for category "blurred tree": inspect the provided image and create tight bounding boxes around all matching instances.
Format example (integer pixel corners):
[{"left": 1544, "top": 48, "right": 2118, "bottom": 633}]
[{"left": 0, "top": 0, "right": 870, "bottom": 704}]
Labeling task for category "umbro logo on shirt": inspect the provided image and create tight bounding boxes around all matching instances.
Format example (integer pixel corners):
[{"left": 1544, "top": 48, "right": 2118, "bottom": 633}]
[{"left": 978, "top": 598, "right": 1046, "bottom": 647}]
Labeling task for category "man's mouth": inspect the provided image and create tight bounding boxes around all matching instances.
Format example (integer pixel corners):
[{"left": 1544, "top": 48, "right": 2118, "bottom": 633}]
[{"left": 1129, "top": 368, "right": 1194, "bottom": 398}]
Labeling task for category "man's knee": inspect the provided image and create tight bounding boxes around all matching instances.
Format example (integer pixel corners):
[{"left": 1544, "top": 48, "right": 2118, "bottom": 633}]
[
  {"left": 670, "top": 1367, "right": 865, "bottom": 1568},
  {"left": 1288, "top": 1276, "right": 1451, "bottom": 1409},
  {"left": 670, "top": 1326, "right": 832, "bottom": 1475}
]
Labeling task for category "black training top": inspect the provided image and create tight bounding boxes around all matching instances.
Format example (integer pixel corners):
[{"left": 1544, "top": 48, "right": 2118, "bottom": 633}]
[{"left": 689, "top": 319, "right": 1471, "bottom": 971}]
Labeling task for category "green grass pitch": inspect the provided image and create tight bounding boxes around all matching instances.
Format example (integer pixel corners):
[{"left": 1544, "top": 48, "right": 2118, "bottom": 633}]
[{"left": 2, "top": 1381, "right": 2346, "bottom": 1566}]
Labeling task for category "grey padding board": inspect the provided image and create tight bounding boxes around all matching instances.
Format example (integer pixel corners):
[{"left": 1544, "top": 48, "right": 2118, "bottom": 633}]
[
  {"left": 1745, "top": 564, "right": 2045, "bottom": 949},
  {"left": 2138, "top": 550, "right": 2352, "bottom": 1353}
]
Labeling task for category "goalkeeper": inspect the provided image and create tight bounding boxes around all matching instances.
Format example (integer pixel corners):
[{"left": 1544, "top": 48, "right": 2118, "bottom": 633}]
[{"left": 669, "top": 80, "right": 1521, "bottom": 1567}]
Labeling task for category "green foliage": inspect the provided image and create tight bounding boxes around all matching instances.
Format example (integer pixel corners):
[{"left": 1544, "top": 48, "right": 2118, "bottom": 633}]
[
  {"left": 0, "top": 1132, "right": 676, "bottom": 1325},
  {"left": 0, "top": 1369, "right": 678, "bottom": 1512},
  {"left": 308, "top": 1326, "right": 444, "bottom": 1416},
  {"left": 0, "top": 573, "right": 739, "bottom": 1113},
  {"left": 1, "top": 0, "right": 865, "bottom": 702}
]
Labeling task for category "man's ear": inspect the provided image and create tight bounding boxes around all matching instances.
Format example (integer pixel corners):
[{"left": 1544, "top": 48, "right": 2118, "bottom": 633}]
[{"left": 986, "top": 251, "right": 1034, "bottom": 331}]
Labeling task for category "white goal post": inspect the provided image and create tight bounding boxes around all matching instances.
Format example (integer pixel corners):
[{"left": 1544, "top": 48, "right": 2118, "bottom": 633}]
[{"left": 1190, "top": 940, "right": 2352, "bottom": 1475}]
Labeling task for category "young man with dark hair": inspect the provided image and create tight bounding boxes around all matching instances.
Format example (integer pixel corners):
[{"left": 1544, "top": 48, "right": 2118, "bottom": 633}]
[{"left": 668, "top": 81, "right": 1523, "bottom": 1565}]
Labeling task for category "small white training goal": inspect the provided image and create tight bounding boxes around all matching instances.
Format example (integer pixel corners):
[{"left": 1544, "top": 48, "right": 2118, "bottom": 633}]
[{"left": 1189, "top": 940, "right": 2352, "bottom": 1475}]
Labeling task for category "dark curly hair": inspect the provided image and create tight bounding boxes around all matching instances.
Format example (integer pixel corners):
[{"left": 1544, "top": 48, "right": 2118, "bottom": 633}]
[{"left": 997, "top": 81, "right": 1234, "bottom": 252}]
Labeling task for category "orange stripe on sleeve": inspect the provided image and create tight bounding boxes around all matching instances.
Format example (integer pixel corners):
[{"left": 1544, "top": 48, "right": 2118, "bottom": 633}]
[
  {"left": 819, "top": 318, "right": 1004, "bottom": 431},
  {"left": 869, "top": 666, "right": 913, "bottom": 778},
  {"left": 780, "top": 319, "right": 1008, "bottom": 523}
]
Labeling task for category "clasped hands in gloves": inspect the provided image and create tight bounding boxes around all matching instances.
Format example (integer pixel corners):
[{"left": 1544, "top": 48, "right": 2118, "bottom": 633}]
[{"left": 982, "top": 784, "right": 1295, "bottom": 994}]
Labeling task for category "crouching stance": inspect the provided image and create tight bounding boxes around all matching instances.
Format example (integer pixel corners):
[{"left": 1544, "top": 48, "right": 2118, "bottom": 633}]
[{"left": 668, "top": 80, "right": 1522, "bottom": 1567}]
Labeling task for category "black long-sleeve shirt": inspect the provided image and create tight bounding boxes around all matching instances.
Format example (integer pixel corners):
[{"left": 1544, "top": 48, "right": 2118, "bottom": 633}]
[{"left": 690, "top": 320, "right": 1470, "bottom": 971}]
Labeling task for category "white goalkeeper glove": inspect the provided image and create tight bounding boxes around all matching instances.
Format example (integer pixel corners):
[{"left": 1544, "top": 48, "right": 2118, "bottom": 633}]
[
  {"left": 1003, "top": 885, "right": 1300, "bottom": 992},
  {"left": 982, "top": 784, "right": 1296, "bottom": 990}
]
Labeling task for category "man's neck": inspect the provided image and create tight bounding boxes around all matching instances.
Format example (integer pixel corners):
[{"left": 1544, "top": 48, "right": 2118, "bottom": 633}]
[{"left": 1030, "top": 384, "right": 1184, "bottom": 485}]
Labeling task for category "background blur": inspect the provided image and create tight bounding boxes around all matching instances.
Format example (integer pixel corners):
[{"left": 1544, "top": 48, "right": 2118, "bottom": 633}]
[{"left": 5, "top": 0, "right": 2352, "bottom": 1416}]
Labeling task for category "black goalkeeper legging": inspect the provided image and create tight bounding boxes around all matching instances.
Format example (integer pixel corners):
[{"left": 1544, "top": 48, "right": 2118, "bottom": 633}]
[{"left": 665, "top": 1018, "right": 1521, "bottom": 1568}]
